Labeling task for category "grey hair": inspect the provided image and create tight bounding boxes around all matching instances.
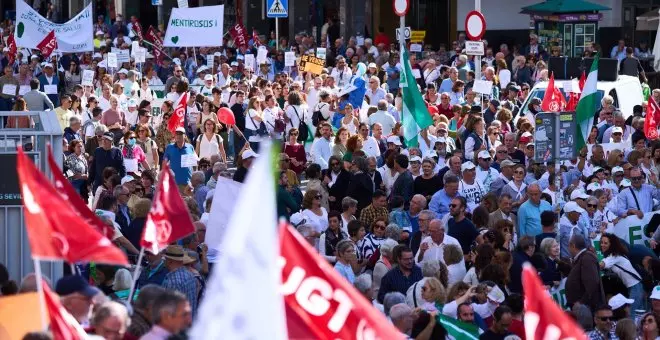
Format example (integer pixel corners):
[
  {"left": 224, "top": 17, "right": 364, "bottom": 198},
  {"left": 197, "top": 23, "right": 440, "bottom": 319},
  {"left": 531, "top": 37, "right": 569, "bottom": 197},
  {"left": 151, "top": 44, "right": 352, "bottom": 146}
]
[
  {"left": 191, "top": 171, "right": 205, "bottom": 183},
  {"left": 133, "top": 284, "right": 167, "bottom": 311},
  {"left": 69, "top": 116, "right": 81, "bottom": 124},
  {"left": 113, "top": 185, "right": 128, "bottom": 197},
  {"left": 19, "top": 273, "right": 51, "bottom": 293},
  {"left": 569, "top": 234, "right": 587, "bottom": 250},
  {"left": 385, "top": 93, "right": 394, "bottom": 103},
  {"left": 112, "top": 268, "right": 133, "bottom": 291},
  {"left": 390, "top": 303, "right": 413, "bottom": 322},
  {"left": 152, "top": 290, "right": 188, "bottom": 324},
  {"left": 296, "top": 224, "right": 315, "bottom": 238},
  {"left": 212, "top": 162, "right": 226, "bottom": 175},
  {"left": 354, "top": 274, "right": 373, "bottom": 294},
  {"left": 601, "top": 95, "right": 614, "bottom": 106},
  {"left": 353, "top": 156, "right": 369, "bottom": 173},
  {"left": 421, "top": 260, "right": 441, "bottom": 277},
  {"left": 419, "top": 209, "right": 435, "bottom": 221},
  {"left": 385, "top": 224, "right": 401, "bottom": 241},
  {"left": 94, "top": 124, "right": 109, "bottom": 135},
  {"left": 380, "top": 239, "right": 399, "bottom": 258},
  {"left": 383, "top": 292, "right": 407, "bottom": 316},
  {"left": 377, "top": 99, "right": 388, "bottom": 111},
  {"left": 91, "top": 301, "right": 130, "bottom": 328},
  {"left": 341, "top": 196, "right": 358, "bottom": 211},
  {"left": 539, "top": 238, "right": 557, "bottom": 257},
  {"left": 444, "top": 174, "right": 459, "bottom": 186},
  {"left": 613, "top": 110, "right": 624, "bottom": 119}
]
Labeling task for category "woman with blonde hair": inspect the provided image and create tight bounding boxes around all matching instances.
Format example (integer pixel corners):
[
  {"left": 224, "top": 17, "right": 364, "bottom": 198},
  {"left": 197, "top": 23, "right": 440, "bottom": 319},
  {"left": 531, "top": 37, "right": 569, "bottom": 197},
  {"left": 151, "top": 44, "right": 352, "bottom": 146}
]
[
  {"left": 533, "top": 60, "right": 547, "bottom": 84},
  {"left": 135, "top": 123, "right": 159, "bottom": 170},
  {"left": 607, "top": 149, "right": 624, "bottom": 168},
  {"left": 444, "top": 245, "right": 466, "bottom": 286},
  {"left": 245, "top": 96, "right": 267, "bottom": 151},
  {"left": 420, "top": 277, "right": 447, "bottom": 312}
]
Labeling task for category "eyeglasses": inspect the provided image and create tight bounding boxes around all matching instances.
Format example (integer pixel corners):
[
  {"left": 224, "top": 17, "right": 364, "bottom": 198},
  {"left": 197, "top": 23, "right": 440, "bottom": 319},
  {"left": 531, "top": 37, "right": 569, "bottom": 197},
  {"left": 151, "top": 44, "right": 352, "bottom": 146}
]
[
  {"left": 588, "top": 204, "right": 597, "bottom": 208},
  {"left": 514, "top": 171, "right": 525, "bottom": 175},
  {"left": 632, "top": 176, "right": 644, "bottom": 181},
  {"left": 314, "top": 195, "right": 322, "bottom": 199},
  {"left": 497, "top": 150, "right": 507, "bottom": 154},
  {"left": 449, "top": 204, "right": 459, "bottom": 208},
  {"left": 481, "top": 158, "right": 491, "bottom": 161},
  {"left": 598, "top": 316, "right": 612, "bottom": 321},
  {"left": 374, "top": 224, "right": 386, "bottom": 230}
]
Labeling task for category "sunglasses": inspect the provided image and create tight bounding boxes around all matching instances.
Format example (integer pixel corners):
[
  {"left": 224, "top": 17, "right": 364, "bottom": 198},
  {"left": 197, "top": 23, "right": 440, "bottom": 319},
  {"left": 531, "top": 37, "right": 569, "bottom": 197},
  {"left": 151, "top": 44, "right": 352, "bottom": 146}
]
[
  {"left": 497, "top": 150, "right": 507, "bottom": 154},
  {"left": 290, "top": 132, "right": 299, "bottom": 136},
  {"left": 314, "top": 195, "right": 322, "bottom": 199},
  {"left": 588, "top": 204, "right": 597, "bottom": 208},
  {"left": 374, "top": 224, "right": 386, "bottom": 230},
  {"left": 632, "top": 176, "right": 644, "bottom": 181},
  {"left": 449, "top": 204, "right": 459, "bottom": 208}
]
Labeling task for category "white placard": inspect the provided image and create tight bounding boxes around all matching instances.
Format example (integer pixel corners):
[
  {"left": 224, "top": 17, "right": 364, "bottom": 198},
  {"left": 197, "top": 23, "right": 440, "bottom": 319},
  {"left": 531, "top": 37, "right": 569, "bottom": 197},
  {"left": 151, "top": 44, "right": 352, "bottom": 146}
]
[
  {"left": 112, "top": 48, "right": 130, "bottom": 63},
  {"left": 412, "top": 69, "right": 421, "bottom": 79},
  {"left": 316, "top": 48, "right": 327, "bottom": 60},
  {"left": 2, "top": 84, "right": 17, "bottom": 96},
  {"left": 473, "top": 80, "right": 493, "bottom": 95},
  {"left": 410, "top": 44, "right": 422, "bottom": 52},
  {"left": 465, "top": 41, "right": 485, "bottom": 56},
  {"left": 107, "top": 53, "right": 118, "bottom": 68},
  {"left": 256, "top": 47, "right": 268, "bottom": 65},
  {"left": 131, "top": 41, "right": 140, "bottom": 55},
  {"left": 181, "top": 153, "right": 198, "bottom": 168},
  {"left": 284, "top": 51, "right": 295, "bottom": 67},
  {"left": 44, "top": 85, "right": 58, "bottom": 94},
  {"left": 356, "top": 36, "right": 365, "bottom": 46},
  {"left": 207, "top": 54, "right": 214, "bottom": 68},
  {"left": 177, "top": 0, "right": 188, "bottom": 8},
  {"left": 81, "top": 70, "right": 95, "bottom": 86},
  {"left": 134, "top": 48, "right": 146, "bottom": 63},
  {"left": 244, "top": 54, "right": 255, "bottom": 70},
  {"left": 499, "top": 69, "right": 511, "bottom": 89},
  {"left": 19, "top": 85, "right": 31, "bottom": 96},
  {"left": 163, "top": 5, "right": 224, "bottom": 47},
  {"left": 563, "top": 81, "right": 574, "bottom": 93},
  {"left": 124, "top": 158, "right": 139, "bottom": 173}
]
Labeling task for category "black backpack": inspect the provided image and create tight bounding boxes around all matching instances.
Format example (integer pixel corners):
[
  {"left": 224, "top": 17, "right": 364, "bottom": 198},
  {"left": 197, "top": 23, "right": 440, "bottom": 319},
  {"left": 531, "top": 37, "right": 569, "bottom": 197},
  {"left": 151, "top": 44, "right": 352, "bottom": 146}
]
[
  {"left": 291, "top": 106, "right": 309, "bottom": 142},
  {"left": 312, "top": 103, "right": 328, "bottom": 127}
]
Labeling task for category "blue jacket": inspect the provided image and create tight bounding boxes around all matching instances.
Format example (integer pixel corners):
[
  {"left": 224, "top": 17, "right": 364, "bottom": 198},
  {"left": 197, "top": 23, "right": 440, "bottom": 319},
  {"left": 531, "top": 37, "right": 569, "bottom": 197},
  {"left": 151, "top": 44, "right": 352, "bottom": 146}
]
[
  {"left": 37, "top": 73, "right": 60, "bottom": 107},
  {"left": 90, "top": 147, "right": 126, "bottom": 189}
]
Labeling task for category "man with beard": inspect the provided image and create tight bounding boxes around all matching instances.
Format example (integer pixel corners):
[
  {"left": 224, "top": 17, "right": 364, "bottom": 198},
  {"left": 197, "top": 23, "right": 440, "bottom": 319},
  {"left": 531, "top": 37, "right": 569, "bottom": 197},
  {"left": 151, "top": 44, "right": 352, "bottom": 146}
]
[{"left": 324, "top": 155, "right": 351, "bottom": 212}]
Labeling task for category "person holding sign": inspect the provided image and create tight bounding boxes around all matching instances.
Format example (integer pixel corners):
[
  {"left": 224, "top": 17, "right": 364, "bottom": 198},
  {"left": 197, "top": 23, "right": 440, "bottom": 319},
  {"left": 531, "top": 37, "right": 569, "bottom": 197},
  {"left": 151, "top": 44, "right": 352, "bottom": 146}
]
[
  {"left": 0, "top": 66, "right": 19, "bottom": 111},
  {"left": 38, "top": 63, "right": 61, "bottom": 107},
  {"left": 121, "top": 131, "right": 150, "bottom": 175},
  {"left": 163, "top": 127, "right": 196, "bottom": 190}
]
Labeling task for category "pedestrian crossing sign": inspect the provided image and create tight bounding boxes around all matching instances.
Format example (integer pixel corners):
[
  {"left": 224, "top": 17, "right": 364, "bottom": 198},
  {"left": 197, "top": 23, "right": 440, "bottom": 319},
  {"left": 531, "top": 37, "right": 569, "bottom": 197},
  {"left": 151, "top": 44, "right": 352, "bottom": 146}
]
[{"left": 267, "top": 0, "right": 288, "bottom": 18}]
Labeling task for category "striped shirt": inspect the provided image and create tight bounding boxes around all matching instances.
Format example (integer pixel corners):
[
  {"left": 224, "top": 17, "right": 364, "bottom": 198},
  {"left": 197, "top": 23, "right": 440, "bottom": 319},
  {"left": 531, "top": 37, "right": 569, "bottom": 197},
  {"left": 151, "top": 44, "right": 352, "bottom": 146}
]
[{"left": 162, "top": 267, "right": 198, "bottom": 316}]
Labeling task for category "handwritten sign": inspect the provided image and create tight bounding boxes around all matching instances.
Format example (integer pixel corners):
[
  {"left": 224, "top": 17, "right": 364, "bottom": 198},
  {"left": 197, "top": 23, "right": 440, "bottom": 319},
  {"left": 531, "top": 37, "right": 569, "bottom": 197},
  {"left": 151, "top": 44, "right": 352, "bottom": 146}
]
[
  {"left": 285, "top": 51, "right": 296, "bottom": 67},
  {"left": 207, "top": 54, "right": 214, "bottom": 68},
  {"left": 299, "top": 54, "right": 325, "bottom": 75},
  {"left": 244, "top": 54, "right": 255, "bottom": 71},
  {"left": 134, "top": 47, "right": 146, "bottom": 63},
  {"left": 81, "top": 70, "right": 95, "bottom": 86},
  {"left": 316, "top": 47, "right": 327, "bottom": 60},
  {"left": 107, "top": 53, "right": 118, "bottom": 68},
  {"left": 256, "top": 47, "right": 268, "bottom": 65}
]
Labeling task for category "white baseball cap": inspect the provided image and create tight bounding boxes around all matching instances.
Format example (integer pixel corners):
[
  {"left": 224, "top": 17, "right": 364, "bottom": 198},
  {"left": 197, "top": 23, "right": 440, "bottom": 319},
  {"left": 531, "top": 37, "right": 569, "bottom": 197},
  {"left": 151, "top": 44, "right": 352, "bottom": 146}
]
[
  {"left": 620, "top": 178, "right": 632, "bottom": 188},
  {"left": 612, "top": 126, "right": 623, "bottom": 134},
  {"left": 435, "top": 137, "right": 447, "bottom": 143},
  {"left": 386, "top": 136, "right": 402, "bottom": 146},
  {"left": 213, "top": 52, "right": 223, "bottom": 57},
  {"left": 172, "top": 57, "right": 181, "bottom": 65},
  {"left": 478, "top": 150, "right": 491, "bottom": 159},
  {"left": 564, "top": 201, "right": 585, "bottom": 214},
  {"left": 175, "top": 127, "right": 186, "bottom": 134},
  {"left": 120, "top": 175, "right": 136, "bottom": 185},
  {"left": 242, "top": 149, "right": 259, "bottom": 159},
  {"left": 608, "top": 293, "right": 634, "bottom": 310},
  {"left": 410, "top": 156, "right": 422, "bottom": 163},
  {"left": 127, "top": 99, "right": 137, "bottom": 107},
  {"left": 570, "top": 189, "right": 590, "bottom": 201},
  {"left": 650, "top": 286, "right": 660, "bottom": 300},
  {"left": 118, "top": 68, "right": 129, "bottom": 74},
  {"left": 196, "top": 65, "right": 208, "bottom": 74},
  {"left": 487, "top": 285, "right": 505, "bottom": 303},
  {"left": 586, "top": 182, "right": 601, "bottom": 192},
  {"left": 92, "top": 52, "right": 103, "bottom": 59},
  {"left": 204, "top": 74, "right": 214, "bottom": 81},
  {"left": 461, "top": 162, "right": 476, "bottom": 172},
  {"left": 612, "top": 166, "right": 624, "bottom": 174}
]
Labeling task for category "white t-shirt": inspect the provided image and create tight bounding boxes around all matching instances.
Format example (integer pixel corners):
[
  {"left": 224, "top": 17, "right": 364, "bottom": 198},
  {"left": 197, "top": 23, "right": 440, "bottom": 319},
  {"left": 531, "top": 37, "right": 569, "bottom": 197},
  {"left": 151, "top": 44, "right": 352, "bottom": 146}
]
[
  {"left": 198, "top": 134, "right": 222, "bottom": 160},
  {"left": 415, "top": 235, "right": 462, "bottom": 264},
  {"left": 602, "top": 255, "right": 641, "bottom": 288},
  {"left": 362, "top": 136, "right": 381, "bottom": 158},
  {"left": 303, "top": 208, "right": 329, "bottom": 250},
  {"left": 125, "top": 109, "right": 139, "bottom": 126},
  {"left": 459, "top": 180, "right": 485, "bottom": 212},
  {"left": 285, "top": 105, "right": 308, "bottom": 135}
]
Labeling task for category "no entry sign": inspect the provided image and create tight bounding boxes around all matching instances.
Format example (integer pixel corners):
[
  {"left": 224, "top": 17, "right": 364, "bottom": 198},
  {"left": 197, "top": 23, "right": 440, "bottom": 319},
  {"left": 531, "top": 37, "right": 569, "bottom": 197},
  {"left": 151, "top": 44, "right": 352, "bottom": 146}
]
[
  {"left": 393, "top": 0, "right": 409, "bottom": 17},
  {"left": 465, "top": 10, "right": 486, "bottom": 41}
]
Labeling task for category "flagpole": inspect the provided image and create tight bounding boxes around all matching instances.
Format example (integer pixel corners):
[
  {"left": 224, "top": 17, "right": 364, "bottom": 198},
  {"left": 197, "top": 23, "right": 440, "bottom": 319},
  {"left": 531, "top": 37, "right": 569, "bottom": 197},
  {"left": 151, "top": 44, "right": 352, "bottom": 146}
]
[
  {"left": 127, "top": 247, "right": 145, "bottom": 303},
  {"left": 33, "top": 258, "right": 48, "bottom": 331}
]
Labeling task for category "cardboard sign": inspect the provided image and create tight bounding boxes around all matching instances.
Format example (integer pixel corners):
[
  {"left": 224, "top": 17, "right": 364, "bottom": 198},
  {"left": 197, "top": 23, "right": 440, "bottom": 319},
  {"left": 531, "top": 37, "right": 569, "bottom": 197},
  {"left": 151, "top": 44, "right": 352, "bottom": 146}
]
[
  {"left": 44, "top": 84, "right": 58, "bottom": 94},
  {"left": 472, "top": 80, "right": 493, "bottom": 95},
  {"left": 19, "top": 85, "right": 31, "bottom": 95},
  {"left": 2, "top": 84, "right": 16, "bottom": 96},
  {"left": 244, "top": 54, "right": 255, "bottom": 70},
  {"left": 316, "top": 47, "right": 327, "bottom": 60},
  {"left": 131, "top": 41, "right": 140, "bottom": 55},
  {"left": 107, "top": 53, "right": 118, "bottom": 68},
  {"left": 356, "top": 36, "right": 365, "bottom": 46},
  {"left": 81, "top": 70, "right": 95, "bottom": 86},
  {"left": 299, "top": 54, "right": 325, "bottom": 75},
  {"left": 207, "top": 54, "right": 214, "bottom": 68},
  {"left": 256, "top": 47, "right": 268, "bottom": 65},
  {"left": 111, "top": 48, "right": 130, "bottom": 63},
  {"left": 284, "top": 51, "right": 296, "bottom": 67},
  {"left": 134, "top": 47, "right": 146, "bottom": 63},
  {"left": 410, "top": 30, "right": 426, "bottom": 43}
]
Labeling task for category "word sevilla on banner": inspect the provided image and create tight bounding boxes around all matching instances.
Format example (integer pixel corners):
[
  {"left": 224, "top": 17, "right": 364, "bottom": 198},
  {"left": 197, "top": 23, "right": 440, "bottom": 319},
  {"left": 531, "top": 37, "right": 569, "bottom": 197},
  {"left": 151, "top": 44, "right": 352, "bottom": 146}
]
[
  {"left": 46, "top": 145, "right": 115, "bottom": 239},
  {"left": 16, "top": 146, "right": 128, "bottom": 265},
  {"left": 37, "top": 30, "right": 58, "bottom": 59},
  {"left": 541, "top": 73, "right": 566, "bottom": 113},
  {"left": 141, "top": 162, "right": 195, "bottom": 254},
  {"left": 279, "top": 223, "right": 405, "bottom": 340},
  {"left": 522, "top": 264, "right": 586, "bottom": 340},
  {"left": 229, "top": 23, "right": 249, "bottom": 49},
  {"left": 6, "top": 33, "right": 17, "bottom": 65},
  {"left": 145, "top": 26, "right": 164, "bottom": 66},
  {"left": 646, "top": 96, "right": 660, "bottom": 140},
  {"left": 167, "top": 91, "right": 189, "bottom": 134}
]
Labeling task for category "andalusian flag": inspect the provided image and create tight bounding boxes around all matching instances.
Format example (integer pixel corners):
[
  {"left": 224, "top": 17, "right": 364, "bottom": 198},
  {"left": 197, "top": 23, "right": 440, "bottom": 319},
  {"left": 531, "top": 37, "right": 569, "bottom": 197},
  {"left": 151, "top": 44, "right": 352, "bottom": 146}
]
[
  {"left": 576, "top": 54, "right": 599, "bottom": 152},
  {"left": 400, "top": 45, "right": 433, "bottom": 147},
  {"left": 437, "top": 314, "right": 482, "bottom": 340}
]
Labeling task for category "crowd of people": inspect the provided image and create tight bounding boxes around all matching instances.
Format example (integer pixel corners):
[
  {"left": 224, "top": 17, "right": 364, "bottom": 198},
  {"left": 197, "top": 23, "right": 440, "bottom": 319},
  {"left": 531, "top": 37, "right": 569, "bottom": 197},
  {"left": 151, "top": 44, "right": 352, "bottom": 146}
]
[{"left": 3, "top": 9, "right": 660, "bottom": 340}]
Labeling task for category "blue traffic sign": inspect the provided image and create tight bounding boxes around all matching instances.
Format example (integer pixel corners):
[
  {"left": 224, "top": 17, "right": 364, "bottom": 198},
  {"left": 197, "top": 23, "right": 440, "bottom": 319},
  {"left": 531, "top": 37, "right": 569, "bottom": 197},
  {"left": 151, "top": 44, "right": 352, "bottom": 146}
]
[{"left": 266, "top": 0, "right": 288, "bottom": 18}]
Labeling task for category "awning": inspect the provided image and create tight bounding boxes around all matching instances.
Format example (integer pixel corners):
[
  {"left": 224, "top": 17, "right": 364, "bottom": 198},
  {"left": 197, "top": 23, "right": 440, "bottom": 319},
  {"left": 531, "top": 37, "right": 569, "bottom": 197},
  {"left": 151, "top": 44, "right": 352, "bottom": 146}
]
[
  {"left": 521, "top": 0, "right": 611, "bottom": 15},
  {"left": 636, "top": 8, "right": 660, "bottom": 31}
]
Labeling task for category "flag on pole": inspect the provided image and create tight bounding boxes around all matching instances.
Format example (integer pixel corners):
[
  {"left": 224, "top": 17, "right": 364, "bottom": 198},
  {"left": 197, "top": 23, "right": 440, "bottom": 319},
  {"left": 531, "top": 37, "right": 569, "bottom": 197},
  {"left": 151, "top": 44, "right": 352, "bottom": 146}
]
[
  {"left": 190, "top": 143, "right": 288, "bottom": 340},
  {"left": 400, "top": 45, "right": 433, "bottom": 147},
  {"left": 646, "top": 96, "right": 660, "bottom": 140},
  {"left": 252, "top": 29, "right": 261, "bottom": 47},
  {"left": 140, "top": 162, "right": 196, "bottom": 254},
  {"left": 522, "top": 264, "right": 587, "bottom": 340},
  {"left": 16, "top": 147, "right": 129, "bottom": 265},
  {"left": 576, "top": 54, "right": 599, "bottom": 152},
  {"left": 6, "top": 33, "right": 17, "bottom": 65},
  {"left": 540, "top": 72, "right": 566, "bottom": 112},
  {"left": 36, "top": 30, "right": 58, "bottom": 59},
  {"left": 167, "top": 91, "right": 189, "bottom": 134},
  {"left": 145, "top": 26, "right": 164, "bottom": 66},
  {"left": 133, "top": 21, "right": 144, "bottom": 42},
  {"left": 437, "top": 314, "right": 482, "bottom": 340},
  {"left": 43, "top": 281, "right": 87, "bottom": 340}
]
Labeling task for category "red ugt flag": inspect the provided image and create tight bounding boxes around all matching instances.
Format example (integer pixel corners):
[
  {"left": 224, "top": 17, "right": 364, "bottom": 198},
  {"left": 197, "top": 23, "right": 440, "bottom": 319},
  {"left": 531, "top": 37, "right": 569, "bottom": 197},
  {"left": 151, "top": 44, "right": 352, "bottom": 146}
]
[
  {"left": 16, "top": 146, "right": 128, "bottom": 265},
  {"left": 229, "top": 23, "right": 250, "bottom": 49},
  {"left": 252, "top": 29, "right": 261, "bottom": 47},
  {"left": 522, "top": 264, "right": 587, "bottom": 340},
  {"left": 46, "top": 145, "right": 115, "bottom": 239},
  {"left": 43, "top": 282, "right": 85, "bottom": 340},
  {"left": 167, "top": 91, "right": 189, "bottom": 134},
  {"left": 646, "top": 96, "right": 660, "bottom": 140},
  {"left": 6, "top": 33, "right": 17, "bottom": 65},
  {"left": 37, "top": 30, "right": 58, "bottom": 59},
  {"left": 145, "top": 26, "right": 164, "bottom": 66},
  {"left": 280, "top": 223, "right": 405, "bottom": 340},
  {"left": 541, "top": 73, "right": 566, "bottom": 112},
  {"left": 140, "top": 162, "right": 195, "bottom": 254},
  {"left": 133, "top": 21, "right": 144, "bottom": 42}
]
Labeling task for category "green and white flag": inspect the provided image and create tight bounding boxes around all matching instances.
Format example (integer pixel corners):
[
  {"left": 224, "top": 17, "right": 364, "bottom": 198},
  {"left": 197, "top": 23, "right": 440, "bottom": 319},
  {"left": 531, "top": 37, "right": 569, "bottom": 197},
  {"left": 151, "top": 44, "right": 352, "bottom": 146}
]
[
  {"left": 400, "top": 46, "right": 434, "bottom": 147},
  {"left": 576, "top": 54, "right": 599, "bottom": 152},
  {"left": 437, "top": 314, "right": 483, "bottom": 340}
]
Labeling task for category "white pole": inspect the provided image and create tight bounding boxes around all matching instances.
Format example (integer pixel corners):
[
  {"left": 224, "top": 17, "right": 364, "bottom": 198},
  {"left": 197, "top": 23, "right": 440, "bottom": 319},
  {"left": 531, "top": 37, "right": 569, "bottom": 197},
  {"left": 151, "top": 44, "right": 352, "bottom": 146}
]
[
  {"left": 399, "top": 17, "right": 405, "bottom": 47},
  {"left": 34, "top": 259, "right": 48, "bottom": 331},
  {"left": 127, "top": 247, "right": 145, "bottom": 303},
  {"left": 475, "top": 0, "right": 482, "bottom": 81},
  {"left": 276, "top": 18, "right": 279, "bottom": 52}
]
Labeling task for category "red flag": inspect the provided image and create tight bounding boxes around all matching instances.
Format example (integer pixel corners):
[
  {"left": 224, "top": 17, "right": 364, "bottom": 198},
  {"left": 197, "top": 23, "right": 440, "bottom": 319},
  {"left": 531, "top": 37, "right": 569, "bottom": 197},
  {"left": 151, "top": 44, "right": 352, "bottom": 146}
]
[
  {"left": 280, "top": 223, "right": 405, "bottom": 340},
  {"left": 252, "top": 29, "right": 261, "bottom": 47},
  {"left": 140, "top": 162, "right": 195, "bottom": 254},
  {"left": 565, "top": 72, "right": 587, "bottom": 111},
  {"left": 46, "top": 145, "right": 115, "bottom": 239},
  {"left": 541, "top": 73, "right": 566, "bottom": 113},
  {"left": 43, "top": 282, "right": 85, "bottom": 340},
  {"left": 6, "top": 33, "right": 17, "bottom": 65},
  {"left": 646, "top": 96, "right": 660, "bottom": 140},
  {"left": 229, "top": 23, "right": 250, "bottom": 49},
  {"left": 578, "top": 71, "right": 586, "bottom": 92},
  {"left": 16, "top": 147, "right": 129, "bottom": 265},
  {"left": 167, "top": 92, "right": 189, "bottom": 134},
  {"left": 36, "top": 30, "right": 58, "bottom": 59},
  {"left": 522, "top": 264, "right": 586, "bottom": 340},
  {"left": 133, "top": 21, "right": 144, "bottom": 42},
  {"left": 145, "top": 26, "right": 164, "bottom": 66}
]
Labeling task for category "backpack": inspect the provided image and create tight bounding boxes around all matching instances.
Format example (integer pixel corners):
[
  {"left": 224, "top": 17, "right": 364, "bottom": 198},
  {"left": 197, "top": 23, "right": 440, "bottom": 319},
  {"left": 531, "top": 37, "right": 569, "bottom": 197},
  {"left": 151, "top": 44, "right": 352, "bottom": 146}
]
[
  {"left": 291, "top": 106, "right": 309, "bottom": 142},
  {"left": 268, "top": 108, "right": 286, "bottom": 133},
  {"left": 196, "top": 134, "right": 223, "bottom": 147},
  {"left": 312, "top": 103, "right": 328, "bottom": 127}
]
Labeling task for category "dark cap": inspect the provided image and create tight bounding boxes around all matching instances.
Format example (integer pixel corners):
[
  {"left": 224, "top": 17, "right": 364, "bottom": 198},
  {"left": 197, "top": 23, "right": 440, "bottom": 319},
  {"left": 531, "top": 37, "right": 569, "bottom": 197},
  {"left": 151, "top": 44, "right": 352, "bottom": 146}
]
[
  {"left": 489, "top": 99, "right": 500, "bottom": 108},
  {"left": 470, "top": 105, "right": 482, "bottom": 113},
  {"left": 55, "top": 275, "right": 101, "bottom": 297},
  {"left": 102, "top": 132, "right": 115, "bottom": 141}
]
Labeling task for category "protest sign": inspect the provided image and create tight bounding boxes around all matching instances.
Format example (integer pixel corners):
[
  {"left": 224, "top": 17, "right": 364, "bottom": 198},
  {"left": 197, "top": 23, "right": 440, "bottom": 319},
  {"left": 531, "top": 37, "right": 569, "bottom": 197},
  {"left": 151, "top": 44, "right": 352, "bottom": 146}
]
[
  {"left": 549, "top": 278, "right": 568, "bottom": 310},
  {"left": 207, "top": 54, "right": 214, "bottom": 68},
  {"left": 410, "top": 43, "right": 422, "bottom": 52},
  {"left": 228, "top": 23, "right": 249, "bottom": 49},
  {"left": 256, "top": 47, "right": 268, "bottom": 64},
  {"left": 164, "top": 5, "right": 224, "bottom": 47},
  {"left": 473, "top": 80, "right": 493, "bottom": 95},
  {"left": 205, "top": 177, "right": 242, "bottom": 260},
  {"left": 299, "top": 54, "right": 325, "bottom": 75},
  {"left": 15, "top": 1, "right": 93, "bottom": 52},
  {"left": 134, "top": 48, "right": 146, "bottom": 63},
  {"left": 107, "top": 53, "right": 118, "bottom": 68},
  {"left": 0, "top": 293, "right": 43, "bottom": 339},
  {"left": 586, "top": 140, "right": 632, "bottom": 158},
  {"left": 81, "top": 70, "right": 94, "bottom": 86},
  {"left": 316, "top": 47, "right": 326, "bottom": 60},
  {"left": 111, "top": 48, "right": 130, "bottom": 63},
  {"left": 284, "top": 51, "right": 295, "bottom": 67},
  {"left": 131, "top": 41, "right": 140, "bottom": 55},
  {"left": 244, "top": 54, "right": 255, "bottom": 71},
  {"left": 608, "top": 210, "right": 658, "bottom": 247}
]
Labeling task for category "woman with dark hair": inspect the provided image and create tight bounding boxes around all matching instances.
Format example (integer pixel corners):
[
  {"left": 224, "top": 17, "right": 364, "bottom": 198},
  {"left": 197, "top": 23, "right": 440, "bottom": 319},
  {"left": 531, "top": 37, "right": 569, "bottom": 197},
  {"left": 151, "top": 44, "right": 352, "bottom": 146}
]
[
  {"left": 155, "top": 100, "right": 174, "bottom": 156},
  {"left": 141, "top": 170, "right": 157, "bottom": 199},
  {"left": 284, "top": 127, "right": 306, "bottom": 175},
  {"left": 471, "top": 206, "right": 490, "bottom": 230},
  {"left": 301, "top": 188, "right": 329, "bottom": 249},
  {"left": 121, "top": 130, "right": 150, "bottom": 175},
  {"left": 64, "top": 139, "right": 89, "bottom": 196},
  {"left": 346, "top": 156, "right": 374, "bottom": 213},
  {"left": 449, "top": 80, "right": 465, "bottom": 105},
  {"left": 64, "top": 60, "right": 81, "bottom": 93},
  {"left": 305, "top": 163, "right": 329, "bottom": 210},
  {"left": 463, "top": 243, "right": 495, "bottom": 285},
  {"left": 600, "top": 233, "right": 645, "bottom": 311},
  {"left": 319, "top": 211, "right": 348, "bottom": 263}
]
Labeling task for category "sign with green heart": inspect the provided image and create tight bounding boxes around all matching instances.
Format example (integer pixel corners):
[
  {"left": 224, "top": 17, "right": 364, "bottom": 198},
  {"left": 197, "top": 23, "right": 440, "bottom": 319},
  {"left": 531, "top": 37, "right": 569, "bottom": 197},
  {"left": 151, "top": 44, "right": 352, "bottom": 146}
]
[
  {"left": 16, "top": 22, "right": 25, "bottom": 38},
  {"left": 163, "top": 5, "right": 225, "bottom": 47}
]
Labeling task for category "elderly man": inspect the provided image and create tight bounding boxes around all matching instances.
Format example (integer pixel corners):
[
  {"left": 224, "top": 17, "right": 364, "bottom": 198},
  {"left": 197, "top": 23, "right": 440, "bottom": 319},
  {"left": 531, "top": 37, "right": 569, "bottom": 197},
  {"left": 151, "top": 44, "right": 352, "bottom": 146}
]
[
  {"left": 616, "top": 167, "right": 660, "bottom": 218},
  {"left": 89, "top": 301, "right": 130, "bottom": 340},
  {"left": 490, "top": 159, "right": 515, "bottom": 196},
  {"left": 517, "top": 183, "right": 552, "bottom": 237},
  {"left": 163, "top": 127, "right": 196, "bottom": 189},
  {"left": 0, "top": 65, "right": 18, "bottom": 110},
  {"left": 458, "top": 162, "right": 485, "bottom": 212},
  {"left": 405, "top": 195, "right": 427, "bottom": 235},
  {"left": 368, "top": 100, "right": 397, "bottom": 136},
  {"left": 566, "top": 234, "right": 606, "bottom": 312},
  {"left": 126, "top": 285, "right": 167, "bottom": 338},
  {"left": 191, "top": 171, "right": 209, "bottom": 213},
  {"left": 559, "top": 201, "right": 590, "bottom": 259},
  {"left": 331, "top": 56, "right": 353, "bottom": 88},
  {"left": 366, "top": 76, "right": 387, "bottom": 104},
  {"left": 602, "top": 111, "right": 633, "bottom": 143},
  {"left": 38, "top": 63, "right": 61, "bottom": 106},
  {"left": 415, "top": 219, "right": 461, "bottom": 263},
  {"left": 141, "top": 290, "right": 192, "bottom": 340},
  {"left": 114, "top": 184, "right": 132, "bottom": 231},
  {"left": 90, "top": 132, "right": 126, "bottom": 190},
  {"left": 354, "top": 274, "right": 382, "bottom": 312},
  {"left": 489, "top": 193, "right": 517, "bottom": 231},
  {"left": 207, "top": 162, "right": 227, "bottom": 189},
  {"left": 476, "top": 150, "right": 499, "bottom": 192},
  {"left": 162, "top": 245, "right": 198, "bottom": 316},
  {"left": 64, "top": 116, "right": 82, "bottom": 144},
  {"left": 429, "top": 174, "right": 461, "bottom": 219},
  {"left": 410, "top": 209, "right": 434, "bottom": 255},
  {"left": 439, "top": 67, "right": 458, "bottom": 94},
  {"left": 56, "top": 275, "right": 101, "bottom": 324},
  {"left": 359, "top": 123, "right": 381, "bottom": 159},
  {"left": 390, "top": 303, "right": 414, "bottom": 336},
  {"left": 311, "top": 122, "right": 333, "bottom": 170}
]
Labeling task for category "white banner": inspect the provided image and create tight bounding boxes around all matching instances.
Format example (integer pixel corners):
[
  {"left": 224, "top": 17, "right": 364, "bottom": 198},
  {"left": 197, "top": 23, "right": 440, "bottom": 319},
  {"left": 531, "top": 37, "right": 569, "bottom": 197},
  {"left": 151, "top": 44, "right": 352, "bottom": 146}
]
[
  {"left": 15, "top": 1, "right": 94, "bottom": 52},
  {"left": 163, "top": 5, "right": 224, "bottom": 47},
  {"left": 608, "top": 210, "right": 658, "bottom": 247}
]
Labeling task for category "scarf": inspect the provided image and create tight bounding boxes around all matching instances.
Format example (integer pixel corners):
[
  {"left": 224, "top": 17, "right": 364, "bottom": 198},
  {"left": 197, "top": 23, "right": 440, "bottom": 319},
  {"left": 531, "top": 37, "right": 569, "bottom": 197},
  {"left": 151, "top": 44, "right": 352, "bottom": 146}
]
[
  {"left": 507, "top": 180, "right": 527, "bottom": 200},
  {"left": 125, "top": 144, "right": 135, "bottom": 159}
]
